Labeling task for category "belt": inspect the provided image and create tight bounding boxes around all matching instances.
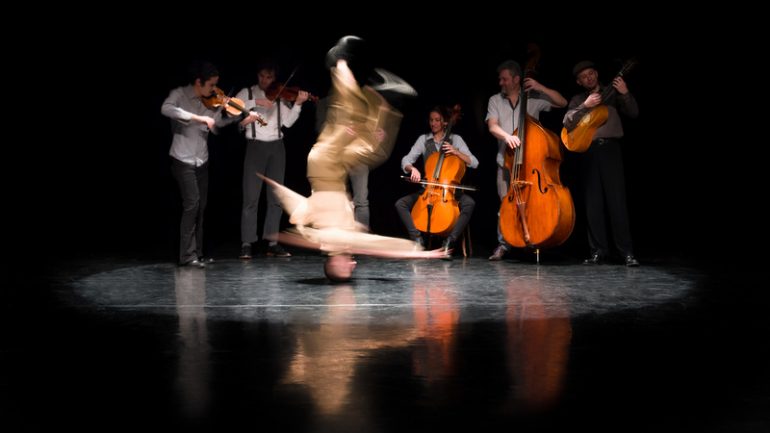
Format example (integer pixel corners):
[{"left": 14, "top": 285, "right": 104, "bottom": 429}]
[{"left": 593, "top": 137, "right": 618, "bottom": 146}]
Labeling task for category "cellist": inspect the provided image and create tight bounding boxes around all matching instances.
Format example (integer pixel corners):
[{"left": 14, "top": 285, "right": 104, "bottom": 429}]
[
  {"left": 486, "top": 60, "right": 567, "bottom": 261},
  {"left": 395, "top": 106, "right": 479, "bottom": 260}
]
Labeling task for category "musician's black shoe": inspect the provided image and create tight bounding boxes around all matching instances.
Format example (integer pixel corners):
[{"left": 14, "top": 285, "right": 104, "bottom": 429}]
[
  {"left": 179, "top": 259, "right": 205, "bottom": 269},
  {"left": 625, "top": 255, "right": 640, "bottom": 267},
  {"left": 239, "top": 244, "right": 252, "bottom": 260},
  {"left": 267, "top": 243, "right": 291, "bottom": 258},
  {"left": 582, "top": 254, "right": 604, "bottom": 265}
]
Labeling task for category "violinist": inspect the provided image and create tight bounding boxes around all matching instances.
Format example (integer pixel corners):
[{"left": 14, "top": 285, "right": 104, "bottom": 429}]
[
  {"left": 395, "top": 106, "right": 479, "bottom": 260},
  {"left": 564, "top": 61, "right": 639, "bottom": 267},
  {"left": 486, "top": 60, "right": 567, "bottom": 261},
  {"left": 235, "top": 60, "right": 310, "bottom": 260},
  {"left": 160, "top": 60, "right": 241, "bottom": 268}
]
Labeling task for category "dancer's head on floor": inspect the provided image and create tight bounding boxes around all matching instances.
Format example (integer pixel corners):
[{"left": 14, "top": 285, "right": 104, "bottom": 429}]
[{"left": 324, "top": 254, "right": 357, "bottom": 282}]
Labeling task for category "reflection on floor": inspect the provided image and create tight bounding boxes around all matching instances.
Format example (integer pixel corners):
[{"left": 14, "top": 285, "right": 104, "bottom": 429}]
[{"left": 3, "top": 255, "right": 769, "bottom": 432}]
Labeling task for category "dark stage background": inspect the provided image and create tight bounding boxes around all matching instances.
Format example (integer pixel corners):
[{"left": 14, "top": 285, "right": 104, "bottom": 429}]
[
  {"left": 18, "top": 16, "right": 734, "bottom": 266},
  {"left": 6, "top": 16, "right": 766, "bottom": 433}
]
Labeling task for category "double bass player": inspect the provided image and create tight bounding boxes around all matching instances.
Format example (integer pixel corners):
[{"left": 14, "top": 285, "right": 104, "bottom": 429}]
[{"left": 487, "top": 59, "right": 568, "bottom": 261}]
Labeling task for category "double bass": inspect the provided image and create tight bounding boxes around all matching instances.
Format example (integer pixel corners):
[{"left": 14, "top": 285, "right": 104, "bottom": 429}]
[
  {"left": 499, "top": 47, "right": 575, "bottom": 252},
  {"left": 561, "top": 58, "right": 638, "bottom": 152},
  {"left": 410, "top": 105, "right": 467, "bottom": 237}
]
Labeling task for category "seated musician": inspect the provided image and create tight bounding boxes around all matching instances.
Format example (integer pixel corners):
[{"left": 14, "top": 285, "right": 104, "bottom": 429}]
[{"left": 394, "top": 106, "right": 479, "bottom": 260}]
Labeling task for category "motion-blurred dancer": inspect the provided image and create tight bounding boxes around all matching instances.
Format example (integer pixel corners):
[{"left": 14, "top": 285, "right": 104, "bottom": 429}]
[{"left": 262, "top": 36, "right": 442, "bottom": 281}]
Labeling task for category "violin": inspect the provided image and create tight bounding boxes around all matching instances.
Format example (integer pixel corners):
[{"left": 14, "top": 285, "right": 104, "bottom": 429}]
[
  {"left": 265, "top": 82, "right": 318, "bottom": 103},
  {"left": 202, "top": 87, "right": 267, "bottom": 126}
]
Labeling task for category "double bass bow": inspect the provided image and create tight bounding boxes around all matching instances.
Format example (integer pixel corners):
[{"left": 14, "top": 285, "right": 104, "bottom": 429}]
[
  {"left": 499, "top": 45, "right": 575, "bottom": 255},
  {"left": 409, "top": 105, "right": 470, "bottom": 237}
]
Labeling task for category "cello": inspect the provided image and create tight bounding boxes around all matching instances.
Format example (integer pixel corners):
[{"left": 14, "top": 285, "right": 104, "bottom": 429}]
[
  {"left": 410, "top": 105, "right": 466, "bottom": 237},
  {"left": 561, "top": 58, "right": 638, "bottom": 152},
  {"left": 499, "top": 46, "right": 575, "bottom": 254}
]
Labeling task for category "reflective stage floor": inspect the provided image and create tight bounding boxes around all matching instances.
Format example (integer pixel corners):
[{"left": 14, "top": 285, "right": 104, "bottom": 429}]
[{"left": 3, "top": 254, "right": 768, "bottom": 432}]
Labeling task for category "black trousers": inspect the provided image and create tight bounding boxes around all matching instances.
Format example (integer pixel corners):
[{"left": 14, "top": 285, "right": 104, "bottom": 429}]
[
  {"left": 171, "top": 158, "right": 209, "bottom": 264},
  {"left": 395, "top": 190, "right": 474, "bottom": 242},
  {"left": 582, "top": 138, "right": 633, "bottom": 257}
]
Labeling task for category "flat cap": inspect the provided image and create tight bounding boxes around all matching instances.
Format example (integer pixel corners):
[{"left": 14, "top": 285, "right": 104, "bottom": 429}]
[{"left": 572, "top": 60, "right": 596, "bottom": 77}]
